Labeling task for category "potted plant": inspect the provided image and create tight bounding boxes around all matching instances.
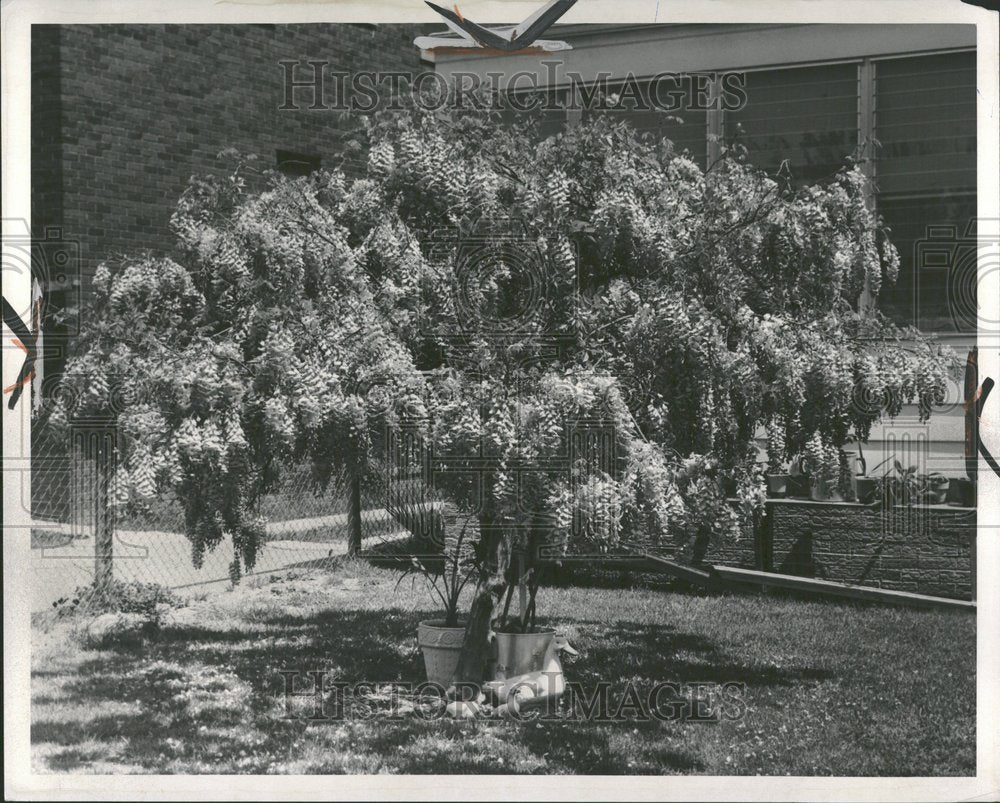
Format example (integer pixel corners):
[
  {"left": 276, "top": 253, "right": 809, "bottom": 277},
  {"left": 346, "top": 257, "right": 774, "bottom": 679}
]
[
  {"left": 398, "top": 516, "right": 482, "bottom": 688},
  {"left": 854, "top": 452, "right": 892, "bottom": 505},
  {"left": 786, "top": 457, "right": 811, "bottom": 498},
  {"left": 765, "top": 417, "right": 791, "bottom": 498},
  {"left": 875, "top": 462, "right": 945, "bottom": 508},
  {"left": 803, "top": 434, "right": 842, "bottom": 501},
  {"left": 489, "top": 560, "right": 556, "bottom": 682}
]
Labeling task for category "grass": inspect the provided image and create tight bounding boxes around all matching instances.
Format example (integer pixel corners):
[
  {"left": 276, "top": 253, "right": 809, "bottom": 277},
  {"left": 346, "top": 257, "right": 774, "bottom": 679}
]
[{"left": 31, "top": 559, "right": 975, "bottom": 775}]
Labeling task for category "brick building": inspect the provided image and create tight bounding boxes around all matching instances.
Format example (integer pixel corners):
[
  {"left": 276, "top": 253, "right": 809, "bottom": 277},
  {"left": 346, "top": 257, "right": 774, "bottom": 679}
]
[{"left": 30, "top": 23, "right": 429, "bottom": 385}]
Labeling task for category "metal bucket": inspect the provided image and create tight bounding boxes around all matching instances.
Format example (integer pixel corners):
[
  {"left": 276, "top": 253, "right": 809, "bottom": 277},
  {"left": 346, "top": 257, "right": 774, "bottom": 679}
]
[{"left": 491, "top": 629, "right": 556, "bottom": 679}]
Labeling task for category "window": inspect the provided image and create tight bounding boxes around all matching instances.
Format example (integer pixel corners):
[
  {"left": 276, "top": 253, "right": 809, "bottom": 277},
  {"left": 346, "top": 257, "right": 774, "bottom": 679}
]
[
  {"left": 501, "top": 87, "right": 571, "bottom": 143},
  {"left": 580, "top": 76, "right": 708, "bottom": 168},
  {"left": 276, "top": 149, "right": 321, "bottom": 177},
  {"left": 873, "top": 51, "right": 977, "bottom": 331},
  {"left": 470, "top": 48, "right": 979, "bottom": 335},
  {"left": 723, "top": 62, "right": 859, "bottom": 185}
]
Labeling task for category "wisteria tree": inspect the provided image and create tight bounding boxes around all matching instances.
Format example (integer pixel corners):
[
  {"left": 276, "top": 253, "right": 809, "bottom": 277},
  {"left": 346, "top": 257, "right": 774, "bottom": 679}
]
[{"left": 53, "top": 99, "right": 956, "bottom": 683}]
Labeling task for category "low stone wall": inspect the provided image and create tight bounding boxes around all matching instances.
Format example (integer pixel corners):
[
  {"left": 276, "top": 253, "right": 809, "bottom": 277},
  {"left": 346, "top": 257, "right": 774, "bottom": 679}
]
[
  {"left": 701, "top": 500, "right": 976, "bottom": 600},
  {"left": 766, "top": 500, "right": 975, "bottom": 601}
]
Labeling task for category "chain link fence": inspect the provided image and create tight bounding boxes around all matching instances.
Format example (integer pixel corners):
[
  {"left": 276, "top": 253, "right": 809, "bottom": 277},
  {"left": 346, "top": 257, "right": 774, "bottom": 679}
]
[
  {"left": 29, "top": 405, "right": 658, "bottom": 615},
  {"left": 29, "top": 409, "right": 432, "bottom": 614}
]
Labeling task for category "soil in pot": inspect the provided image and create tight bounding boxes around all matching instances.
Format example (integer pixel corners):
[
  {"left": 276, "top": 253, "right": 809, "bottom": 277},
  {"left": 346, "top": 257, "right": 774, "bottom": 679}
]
[{"left": 417, "top": 619, "right": 466, "bottom": 688}]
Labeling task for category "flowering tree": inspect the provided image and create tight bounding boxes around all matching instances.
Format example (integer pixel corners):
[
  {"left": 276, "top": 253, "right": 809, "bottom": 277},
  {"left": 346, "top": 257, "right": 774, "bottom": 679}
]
[{"left": 53, "top": 101, "right": 955, "bottom": 682}]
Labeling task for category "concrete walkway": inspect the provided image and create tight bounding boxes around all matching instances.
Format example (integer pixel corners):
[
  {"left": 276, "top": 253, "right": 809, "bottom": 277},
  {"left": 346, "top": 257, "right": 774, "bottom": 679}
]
[{"left": 29, "top": 508, "right": 424, "bottom": 611}]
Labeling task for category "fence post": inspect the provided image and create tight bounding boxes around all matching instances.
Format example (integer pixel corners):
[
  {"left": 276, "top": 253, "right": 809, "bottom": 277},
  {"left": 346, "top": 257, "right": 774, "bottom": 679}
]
[
  {"left": 94, "top": 429, "right": 115, "bottom": 587},
  {"left": 72, "top": 418, "right": 117, "bottom": 588},
  {"left": 347, "top": 472, "right": 362, "bottom": 557}
]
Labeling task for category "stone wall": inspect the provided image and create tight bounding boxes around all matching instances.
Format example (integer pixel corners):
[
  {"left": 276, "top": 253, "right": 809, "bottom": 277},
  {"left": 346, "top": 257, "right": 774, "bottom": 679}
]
[{"left": 705, "top": 500, "right": 976, "bottom": 601}]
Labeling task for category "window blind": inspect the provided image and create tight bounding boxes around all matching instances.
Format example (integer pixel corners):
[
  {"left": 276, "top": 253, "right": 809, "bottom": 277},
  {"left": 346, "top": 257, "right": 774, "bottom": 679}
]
[
  {"left": 722, "top": 62, "right": 859, "bottom": 185},
  {"left": 874, "top": 51, "right": 977, "bottom": 332}
]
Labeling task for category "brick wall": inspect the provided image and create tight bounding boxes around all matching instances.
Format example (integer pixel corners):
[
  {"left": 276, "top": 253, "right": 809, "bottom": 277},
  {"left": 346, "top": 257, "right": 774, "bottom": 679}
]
[
  {"left": 31, "top": 23, "right": 428, "bottom": 376},
  {"left": 704, "top": 500, "right": 976, "bottom": 601}
]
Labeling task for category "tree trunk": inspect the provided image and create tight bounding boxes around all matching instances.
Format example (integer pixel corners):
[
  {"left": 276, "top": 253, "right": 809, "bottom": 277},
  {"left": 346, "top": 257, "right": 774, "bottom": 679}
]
[{"left": 452, "top": 513, "right": 509, "bottom": 687}]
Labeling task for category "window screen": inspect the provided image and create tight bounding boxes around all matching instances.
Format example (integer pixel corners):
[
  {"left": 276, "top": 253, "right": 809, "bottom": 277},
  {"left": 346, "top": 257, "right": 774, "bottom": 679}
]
[
  {"left": 874, "top": 51, "right": 977, "bottom": 331},
  {"left": 580, "top": 76, "right": 708, "bottom": 168},
  {"left": 501, "top": 88, "right": 570, "bottom": 142},
  {"left": 723, "top": 63, "right": 859, "bottom": 185}
]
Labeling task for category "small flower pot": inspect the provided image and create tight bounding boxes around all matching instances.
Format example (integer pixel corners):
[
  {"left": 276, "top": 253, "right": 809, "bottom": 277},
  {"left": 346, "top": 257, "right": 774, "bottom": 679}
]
[
  {"left": 855, "top": 476, "right": 879, "bottom": 505},
  {"left": 947, "top": 478, "right": 976, "bottom": 507},
  {"left": 766, "top": 473, "right": 790, "bottom": 498},
  {"left": 417, "top": 619, "right": 466, "bottom": 688}
]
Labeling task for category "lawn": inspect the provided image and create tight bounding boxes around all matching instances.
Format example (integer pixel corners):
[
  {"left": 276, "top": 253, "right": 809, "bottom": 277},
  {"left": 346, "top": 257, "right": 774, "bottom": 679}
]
[{"left": 30, "top": 559, "right": 975, "bottom": 775}]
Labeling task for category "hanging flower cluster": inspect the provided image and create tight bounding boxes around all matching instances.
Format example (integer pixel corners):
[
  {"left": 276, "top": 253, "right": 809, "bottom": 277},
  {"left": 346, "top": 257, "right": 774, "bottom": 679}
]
[{"left": 53, "top": 100, "right": 957, "bottom": 575}]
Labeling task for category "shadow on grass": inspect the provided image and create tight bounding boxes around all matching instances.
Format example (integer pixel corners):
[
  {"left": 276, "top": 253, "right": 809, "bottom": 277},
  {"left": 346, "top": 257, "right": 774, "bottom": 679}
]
[{"left": 32, "top": 594, "right": 834, "bottom": 774}]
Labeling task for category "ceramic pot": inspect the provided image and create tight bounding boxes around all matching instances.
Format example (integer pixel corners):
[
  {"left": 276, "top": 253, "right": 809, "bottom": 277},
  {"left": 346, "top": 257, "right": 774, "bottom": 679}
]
[
  {"left": 947, "top": 478, "right": 976, "bottom": 507},
  {"left": 417, "top": 619, "right": 466, "bottom": 687}
]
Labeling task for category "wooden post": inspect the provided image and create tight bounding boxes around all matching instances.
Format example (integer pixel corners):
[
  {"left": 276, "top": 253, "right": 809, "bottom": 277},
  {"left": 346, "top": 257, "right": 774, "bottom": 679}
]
[{"left": 347, "top": 472, "right": 362, "bottom": 557}]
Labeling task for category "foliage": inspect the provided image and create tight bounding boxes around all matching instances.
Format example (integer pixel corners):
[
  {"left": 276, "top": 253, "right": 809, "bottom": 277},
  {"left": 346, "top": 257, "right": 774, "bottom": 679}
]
[
  {"left": 54, "top": 94, "right": 956, "bottom": 592},
  {"left": 876, "top": 461, "right": 950, "bottom": 508},
  {"left": 802, "top": 433, "right": 840, "bottom": 492},
  {"left": 765, "top": 416, "right": 787, "bottom": 475},
  {"left": 52, "top": 579, "right": 180, "bottom": 620},
  {"left": 395, "top": 515, "right": 480, "bottom": 627}
]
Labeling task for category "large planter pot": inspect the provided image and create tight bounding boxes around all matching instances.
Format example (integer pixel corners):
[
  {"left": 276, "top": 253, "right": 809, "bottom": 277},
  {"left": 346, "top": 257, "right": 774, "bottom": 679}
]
[
  {"left": 809, "top": 477, "right": 844, "bottom": 502},
  {"left": 947, "top": 478, "right": 976, "bottom": 507},
  {"left": 766, "top": 473, "right": 790, "bottom": 498},
  {"left": 490, "top": 629, "right": 556, "bottom": 680},
  {"left": 417, "top": 619, "right": 466, "bottom": 688},
  {"left": 855, "top": 476, "right": 879, "bottom": 505}
]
